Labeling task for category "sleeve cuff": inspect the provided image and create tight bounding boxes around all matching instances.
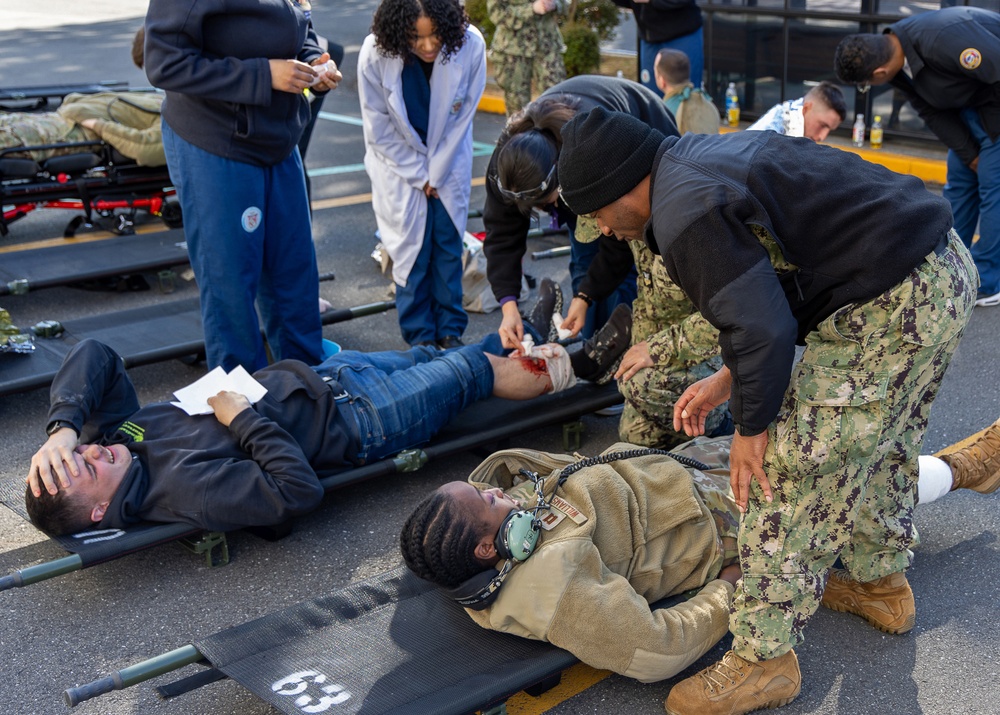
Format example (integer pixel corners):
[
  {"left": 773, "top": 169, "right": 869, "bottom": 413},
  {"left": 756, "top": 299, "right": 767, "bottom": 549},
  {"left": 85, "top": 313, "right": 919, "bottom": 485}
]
[{"left": 499, "top": 295, "right": 518, "bottom": 306}]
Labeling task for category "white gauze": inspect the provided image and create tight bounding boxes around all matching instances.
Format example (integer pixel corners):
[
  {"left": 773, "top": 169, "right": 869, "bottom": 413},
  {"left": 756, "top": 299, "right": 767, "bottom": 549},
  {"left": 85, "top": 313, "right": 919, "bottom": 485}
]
[
  {"left": 520, "top": 336, "right": 576, "bottom": 393},
  {"left": 917, "top": 455, "right": 953, "bottom": 505}
]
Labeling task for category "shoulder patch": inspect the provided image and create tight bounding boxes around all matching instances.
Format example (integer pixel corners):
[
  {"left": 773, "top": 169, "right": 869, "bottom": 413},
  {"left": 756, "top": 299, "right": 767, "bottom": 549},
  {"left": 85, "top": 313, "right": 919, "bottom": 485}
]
[{"left": 960, "top": 48, "right": 982, "bottom": 70}]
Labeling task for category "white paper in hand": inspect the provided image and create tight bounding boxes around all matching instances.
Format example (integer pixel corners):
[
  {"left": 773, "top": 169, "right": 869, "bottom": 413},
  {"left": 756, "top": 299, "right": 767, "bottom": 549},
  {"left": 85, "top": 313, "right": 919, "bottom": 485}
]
[{"left": 171, "top": 365, "right": 268, "bottom": 416}]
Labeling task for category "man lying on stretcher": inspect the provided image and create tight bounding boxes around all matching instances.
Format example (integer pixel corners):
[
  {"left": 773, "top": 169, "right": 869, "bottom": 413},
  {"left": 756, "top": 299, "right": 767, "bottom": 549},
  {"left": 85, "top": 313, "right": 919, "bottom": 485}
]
[
  {"left": 399, "top": 425, "right": 1000, "bottom": 682},
  {"left": 24, "top": 302, "right": 632, "bottom": 535},
  {"left": 0, "top": 91, "right": 165, "bottom": 167}
]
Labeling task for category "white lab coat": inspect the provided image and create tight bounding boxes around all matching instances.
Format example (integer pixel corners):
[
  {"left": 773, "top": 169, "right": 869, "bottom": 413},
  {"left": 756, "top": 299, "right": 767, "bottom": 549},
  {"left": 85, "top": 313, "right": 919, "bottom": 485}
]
[{"left": 358, "top": 26, "right": 486, "bottom": 286}]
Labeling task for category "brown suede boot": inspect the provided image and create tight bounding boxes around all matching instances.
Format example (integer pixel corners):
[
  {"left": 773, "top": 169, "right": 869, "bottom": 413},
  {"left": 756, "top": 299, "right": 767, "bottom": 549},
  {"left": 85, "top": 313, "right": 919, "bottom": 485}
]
[
  {"left": 940, "top": 417, "right": 1000, "bottom": 493},
  {"left": 821, "top": 568, "right": 915, "bottom": 634},
  {"left": 664, "top": 649, "right": 800, "bottom": 715}
]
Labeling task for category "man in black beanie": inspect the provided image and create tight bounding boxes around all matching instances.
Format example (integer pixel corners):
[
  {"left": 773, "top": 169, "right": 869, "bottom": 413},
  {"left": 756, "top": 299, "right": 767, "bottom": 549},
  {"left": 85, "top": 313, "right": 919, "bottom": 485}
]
[{"left": 557, "top": 106, "right": 978, "bottom": 715}]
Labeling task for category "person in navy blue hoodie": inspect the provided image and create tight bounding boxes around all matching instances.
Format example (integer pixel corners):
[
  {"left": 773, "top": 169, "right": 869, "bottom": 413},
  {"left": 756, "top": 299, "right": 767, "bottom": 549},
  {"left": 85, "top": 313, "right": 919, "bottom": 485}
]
[{"left": 144, "top": 0, "right": 342, "bottom": 373}]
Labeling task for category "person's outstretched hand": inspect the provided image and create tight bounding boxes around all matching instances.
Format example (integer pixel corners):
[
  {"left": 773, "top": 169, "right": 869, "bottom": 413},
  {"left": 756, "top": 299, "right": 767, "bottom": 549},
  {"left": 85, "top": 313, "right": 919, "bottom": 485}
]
[
  {"left": 673, "top": 366, "right": 732, "bottom": 437},
  {"left": 498, "top": 301, "right": 526, "bottom": 350}
]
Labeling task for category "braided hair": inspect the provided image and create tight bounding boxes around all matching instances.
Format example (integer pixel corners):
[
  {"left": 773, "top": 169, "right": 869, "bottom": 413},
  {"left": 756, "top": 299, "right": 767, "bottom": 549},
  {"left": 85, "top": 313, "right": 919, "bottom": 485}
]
[
  {"left": 371, "top": 0, "right": 469, "bottom": 63},
  {"left": 400, "top": 487, "right": 490, "bottom": 588}
]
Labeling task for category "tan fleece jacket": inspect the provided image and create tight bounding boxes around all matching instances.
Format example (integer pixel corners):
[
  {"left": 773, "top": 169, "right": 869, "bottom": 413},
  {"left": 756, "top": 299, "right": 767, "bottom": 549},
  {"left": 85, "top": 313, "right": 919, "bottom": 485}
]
[
  {"left": 57, "top": 92, "right": 165, "bottom": 166},
  {"left": 465, "top": 442, "right": 734, "bottom": 682}
]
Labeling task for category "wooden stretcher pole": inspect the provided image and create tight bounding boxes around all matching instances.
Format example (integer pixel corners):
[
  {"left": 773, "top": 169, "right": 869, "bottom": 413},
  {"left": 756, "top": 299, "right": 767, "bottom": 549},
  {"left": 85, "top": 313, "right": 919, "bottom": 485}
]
[
  {"left": 63, "top": 645, "right": 203, "bottom": 707},
  {"left": 0, "top": 554, "right": 82, "bottom": 591}
]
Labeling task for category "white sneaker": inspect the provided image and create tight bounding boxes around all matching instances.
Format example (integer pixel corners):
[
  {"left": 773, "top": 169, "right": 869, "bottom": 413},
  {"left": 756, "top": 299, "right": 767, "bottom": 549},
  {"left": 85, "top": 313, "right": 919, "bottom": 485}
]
[{"left": 975, "top": 290, "right": 1000, "bottom": 307}]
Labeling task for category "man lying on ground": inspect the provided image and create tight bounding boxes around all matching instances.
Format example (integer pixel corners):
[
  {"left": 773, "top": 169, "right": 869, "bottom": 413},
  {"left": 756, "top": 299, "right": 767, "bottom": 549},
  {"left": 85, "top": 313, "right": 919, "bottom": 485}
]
[
  {"left": 400, "top": 425, "right": 1000, "bottom": 682},
  {"left": 24, "top": 308, "right": 631, "bottom": 535}
]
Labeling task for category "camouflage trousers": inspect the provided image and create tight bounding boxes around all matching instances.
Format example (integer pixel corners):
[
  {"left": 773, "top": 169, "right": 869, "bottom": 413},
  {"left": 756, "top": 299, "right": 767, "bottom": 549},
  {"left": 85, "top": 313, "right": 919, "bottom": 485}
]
[
  {"left": 731, "top": 231, "right": 977, "bottom": 661},
  {"left": 618, "top": 354, "right": 728, "bottom": 448},
  {"left": 0, "top": 112, "right": 89, "bottom": 161},
  {"left": 493, "top": 51, "right": 566, "bottom": 117}
]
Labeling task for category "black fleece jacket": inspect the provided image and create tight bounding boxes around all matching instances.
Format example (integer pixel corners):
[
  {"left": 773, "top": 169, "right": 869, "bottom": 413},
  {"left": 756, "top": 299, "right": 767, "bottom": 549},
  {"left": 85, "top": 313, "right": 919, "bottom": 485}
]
[
  {"left": 644, "top": 131, "right": 952, "bottom": 436},
  {"left": 46, "top": 340, "right": 358, "bottom": 532},
  {"left": 145, "top": 0, "right": 325, "bottom": 167}
]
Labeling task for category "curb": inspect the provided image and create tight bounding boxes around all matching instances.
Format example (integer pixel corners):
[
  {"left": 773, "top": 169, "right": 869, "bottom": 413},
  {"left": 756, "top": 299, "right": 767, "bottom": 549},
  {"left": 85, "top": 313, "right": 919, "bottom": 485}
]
[{"left": 476, "top": 97, "right": 948, "bottom": 184}]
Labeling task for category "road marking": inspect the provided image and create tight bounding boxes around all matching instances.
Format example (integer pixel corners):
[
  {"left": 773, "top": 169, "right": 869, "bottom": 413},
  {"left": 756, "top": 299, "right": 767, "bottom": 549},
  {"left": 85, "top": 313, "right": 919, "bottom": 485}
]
[
  {"left": 4, "top": 177, "right": 488, "bottom": 247},
  {"left": 505, "top": 664, "right": 611, "bottom": 714}
]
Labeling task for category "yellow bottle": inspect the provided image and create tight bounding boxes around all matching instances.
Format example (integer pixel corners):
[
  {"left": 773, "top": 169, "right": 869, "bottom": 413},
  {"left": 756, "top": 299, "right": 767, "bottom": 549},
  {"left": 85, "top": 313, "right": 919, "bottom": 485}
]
[{"left": 870, "top": 115, "right": 883, "bottom": 150}]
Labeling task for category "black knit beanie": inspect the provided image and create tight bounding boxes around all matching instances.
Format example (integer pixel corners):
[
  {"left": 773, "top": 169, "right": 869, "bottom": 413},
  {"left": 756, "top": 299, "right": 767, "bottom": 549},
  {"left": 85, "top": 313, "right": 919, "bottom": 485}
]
[{"left": 557, "top": 106, "right": 665, "bottom": 216}]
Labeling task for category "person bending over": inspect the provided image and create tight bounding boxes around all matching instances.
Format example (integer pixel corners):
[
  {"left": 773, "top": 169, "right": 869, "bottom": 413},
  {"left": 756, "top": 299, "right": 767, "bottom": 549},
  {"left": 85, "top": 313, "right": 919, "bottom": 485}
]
[
  {"left": 24, "top": 316, "right": 630, "bottom": 535},
  {"left": 747, "top": 81, "right": 847, "bottom": 142},
  {"left": 400, "top": 427, "right": 1000, "bottom": 682}
]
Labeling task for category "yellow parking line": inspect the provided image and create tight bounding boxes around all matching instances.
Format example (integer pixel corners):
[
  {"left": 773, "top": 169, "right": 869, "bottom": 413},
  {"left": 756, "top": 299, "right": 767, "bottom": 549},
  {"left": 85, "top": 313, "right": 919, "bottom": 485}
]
[
  {"left": 504, "top": 664, "right": 611, "bottom": 714},
  {"left": 0, "top": 222, "right": 163, "bottom": 254},
  {"left": 1, "top": 177, "right": 490, "bottom": 249}
]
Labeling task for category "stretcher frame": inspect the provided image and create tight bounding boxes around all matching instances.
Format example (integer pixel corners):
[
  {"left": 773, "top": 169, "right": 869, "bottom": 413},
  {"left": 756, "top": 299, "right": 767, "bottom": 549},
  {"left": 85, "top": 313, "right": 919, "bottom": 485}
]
[{"left": 0, "top": 140, "right": 179, "bottom": 237}]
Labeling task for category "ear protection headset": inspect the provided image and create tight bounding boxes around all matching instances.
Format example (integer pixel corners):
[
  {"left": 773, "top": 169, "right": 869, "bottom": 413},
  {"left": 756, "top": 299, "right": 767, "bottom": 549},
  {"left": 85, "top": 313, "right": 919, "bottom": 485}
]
[{"left": 448, "top": 449, "right": 712, "bottom": 610}]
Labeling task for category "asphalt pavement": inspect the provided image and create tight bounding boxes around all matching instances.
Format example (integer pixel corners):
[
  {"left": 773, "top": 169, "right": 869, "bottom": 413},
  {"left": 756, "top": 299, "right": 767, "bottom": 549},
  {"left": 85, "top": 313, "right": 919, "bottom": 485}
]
[{"left": 1, "top": 3, "right": 998, "bottom": 715}]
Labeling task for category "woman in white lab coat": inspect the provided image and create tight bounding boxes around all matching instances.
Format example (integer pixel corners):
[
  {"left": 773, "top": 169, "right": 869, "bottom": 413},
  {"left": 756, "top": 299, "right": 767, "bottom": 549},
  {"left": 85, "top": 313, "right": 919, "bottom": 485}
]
[{"left": 359, "top": 0, "right": 486, "bottom": 348}]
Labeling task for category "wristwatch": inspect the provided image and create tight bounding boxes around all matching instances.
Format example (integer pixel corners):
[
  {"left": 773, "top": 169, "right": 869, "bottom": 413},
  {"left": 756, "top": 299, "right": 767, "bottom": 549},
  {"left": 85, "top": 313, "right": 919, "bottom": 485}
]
[{"left": 46, "top": 420, "right": 76, "bottom": 437}]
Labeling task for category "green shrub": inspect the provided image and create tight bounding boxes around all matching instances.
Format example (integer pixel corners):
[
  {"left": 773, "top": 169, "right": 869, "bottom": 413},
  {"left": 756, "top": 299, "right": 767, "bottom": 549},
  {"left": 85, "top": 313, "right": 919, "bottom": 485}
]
[
  {"left": 561, "top": 21, "right": 601, "bottom": 76},
  {"left": 465, "top": 0, "right": 621, "bottom": 54}
]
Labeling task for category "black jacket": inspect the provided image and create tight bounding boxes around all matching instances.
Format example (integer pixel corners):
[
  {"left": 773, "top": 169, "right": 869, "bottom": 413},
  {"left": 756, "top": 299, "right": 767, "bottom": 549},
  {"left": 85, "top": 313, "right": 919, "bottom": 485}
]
[
  {"left": 612, "top": 0, "right": 703, "bottom": 44},
  {"left": 889, "top": 6, "right": 1000, "bottom": 166},
  {"left": 46, "top": 340, "right": 357, "bottom": 532},
  {"left": 145, "top": 0, "right": 325, "bottom": 167},
  {"left": 644, "top": 132, "right": 952, "bottom": 435},
  {"left": 483, "top": 75, "right": 679, "bottom": 303}
]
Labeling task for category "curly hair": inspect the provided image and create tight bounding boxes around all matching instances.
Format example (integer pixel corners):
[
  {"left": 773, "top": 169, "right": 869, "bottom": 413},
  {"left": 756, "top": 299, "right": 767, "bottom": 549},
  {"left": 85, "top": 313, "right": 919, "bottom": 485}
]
[
  {"left": 494, "top": 94, "right": 582, "bottom": 214},
  {"left": 371, "top": 0, "right": 469, "bottom": 63},
  {"left": 24, "top": 484, "right": 93, "bottom": 536},
  {"left": 834, "top": 34, "right": 894, "bottom": 85},
  {"left": 399, "top": 486, "right": 491, "bottom": 589}
]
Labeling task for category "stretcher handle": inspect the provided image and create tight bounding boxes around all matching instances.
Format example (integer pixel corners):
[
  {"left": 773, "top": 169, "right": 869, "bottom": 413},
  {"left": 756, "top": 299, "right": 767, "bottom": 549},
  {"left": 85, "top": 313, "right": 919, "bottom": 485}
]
[
  {"left": 0, "top": 554, "right": 82, "bottom": 591},
  {"left": 64, "top": 645, "right": 202, "bottom": 707}
]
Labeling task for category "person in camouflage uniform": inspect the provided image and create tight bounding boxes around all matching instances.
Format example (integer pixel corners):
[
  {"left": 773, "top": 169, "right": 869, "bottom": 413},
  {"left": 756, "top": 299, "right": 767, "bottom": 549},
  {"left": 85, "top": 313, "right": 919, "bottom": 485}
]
[
  {"left": 556, "top": 109, "right": 978, "bottom": 715},
  {"left": 0, "top": 92, "right": 165, "bottom": 166},
  {"left": 564, "top": 235, "right": 728, "bottom": 447},
  {"left": 487, "top": 0, "right": 566, "bottom": 116}
]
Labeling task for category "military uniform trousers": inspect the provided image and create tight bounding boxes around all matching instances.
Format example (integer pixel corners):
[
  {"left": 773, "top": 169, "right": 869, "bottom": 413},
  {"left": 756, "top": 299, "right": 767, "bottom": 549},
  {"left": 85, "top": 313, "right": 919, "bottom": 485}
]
[{"left": 731, "top": 230, "right": 977, "bottom": 661}]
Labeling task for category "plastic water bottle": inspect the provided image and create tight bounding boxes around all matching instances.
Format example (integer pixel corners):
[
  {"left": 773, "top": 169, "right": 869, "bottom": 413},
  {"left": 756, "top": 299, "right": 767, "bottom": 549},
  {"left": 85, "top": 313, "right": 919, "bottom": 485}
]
[
  {"left": 725, "top": 83, "right": 740, "bottom": 128},
  {"left": 852, "top": 113, "right": 865, "bottom": 148},
  {"left": 870, "top": 115, "right": 883, "bottom": 150}
]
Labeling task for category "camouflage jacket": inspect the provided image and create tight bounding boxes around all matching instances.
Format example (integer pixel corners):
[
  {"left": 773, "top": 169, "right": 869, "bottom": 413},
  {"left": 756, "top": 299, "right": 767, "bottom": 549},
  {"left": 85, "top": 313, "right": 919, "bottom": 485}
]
[{"left": 487, "top": 0, "right": 566, "bottom": 58}]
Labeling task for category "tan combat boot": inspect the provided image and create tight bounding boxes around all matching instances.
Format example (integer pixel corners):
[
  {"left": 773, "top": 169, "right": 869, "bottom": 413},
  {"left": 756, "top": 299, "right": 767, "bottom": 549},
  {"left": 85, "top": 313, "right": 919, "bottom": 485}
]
[
  {"left": 940, "top": 417, "right": 1000, "bottom": 493},
  {"left": 821, "top": 568, "right": 915, "bottom": 634},
  {"left": 664, "top": 649, "right": 800, "bottom": 715}
]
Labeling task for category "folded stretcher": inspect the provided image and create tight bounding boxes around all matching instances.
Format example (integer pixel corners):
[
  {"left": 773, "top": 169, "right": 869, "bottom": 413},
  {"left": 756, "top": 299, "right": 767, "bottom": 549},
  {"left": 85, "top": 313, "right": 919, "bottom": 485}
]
[{"left": 0, "top": 379, "right": 621, "bottom": 592}]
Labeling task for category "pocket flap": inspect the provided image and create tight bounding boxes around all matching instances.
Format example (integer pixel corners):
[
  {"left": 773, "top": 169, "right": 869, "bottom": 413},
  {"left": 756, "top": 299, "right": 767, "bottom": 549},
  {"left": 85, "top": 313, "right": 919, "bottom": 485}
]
[{"left": 791, "top": 363, "right": 888, "bottom": 407}]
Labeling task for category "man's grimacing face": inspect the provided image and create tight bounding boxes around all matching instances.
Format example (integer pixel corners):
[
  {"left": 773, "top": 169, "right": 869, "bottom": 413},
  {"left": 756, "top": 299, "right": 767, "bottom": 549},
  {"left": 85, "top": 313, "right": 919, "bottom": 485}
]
[{"left": 59, "top": 444, "right": 132, "bottom": 518}]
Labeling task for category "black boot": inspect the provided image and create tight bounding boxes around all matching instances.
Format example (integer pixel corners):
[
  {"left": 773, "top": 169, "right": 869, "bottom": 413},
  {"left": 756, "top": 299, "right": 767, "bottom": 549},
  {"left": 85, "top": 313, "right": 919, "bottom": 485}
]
[
  {"left": 569, "top": 304, "right": 632, "bottom": 384},
  {"left": 521, "top": 278, "right": 563, "bottom": 342}
]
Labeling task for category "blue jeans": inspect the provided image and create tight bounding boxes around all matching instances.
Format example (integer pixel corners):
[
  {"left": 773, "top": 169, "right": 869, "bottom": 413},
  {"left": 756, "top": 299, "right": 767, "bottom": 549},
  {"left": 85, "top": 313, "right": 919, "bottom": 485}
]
[
  {"left": 162, "top": 122, "right": 322, "bottom": 372},
  {"left": 944, "top": 108, "right": 1000, "bottom": 295},
  {"left": 569, "top": 227, "right": 638, "bottom": 339},
  {"left": 314, "top": 340, "right": 497, "bottom": 463},
  {"left": 638, "top": 27, "right": 705, "bottom": 93},
  {"left": 395, "top": 196, "right": 468, "bottom": 345}
]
